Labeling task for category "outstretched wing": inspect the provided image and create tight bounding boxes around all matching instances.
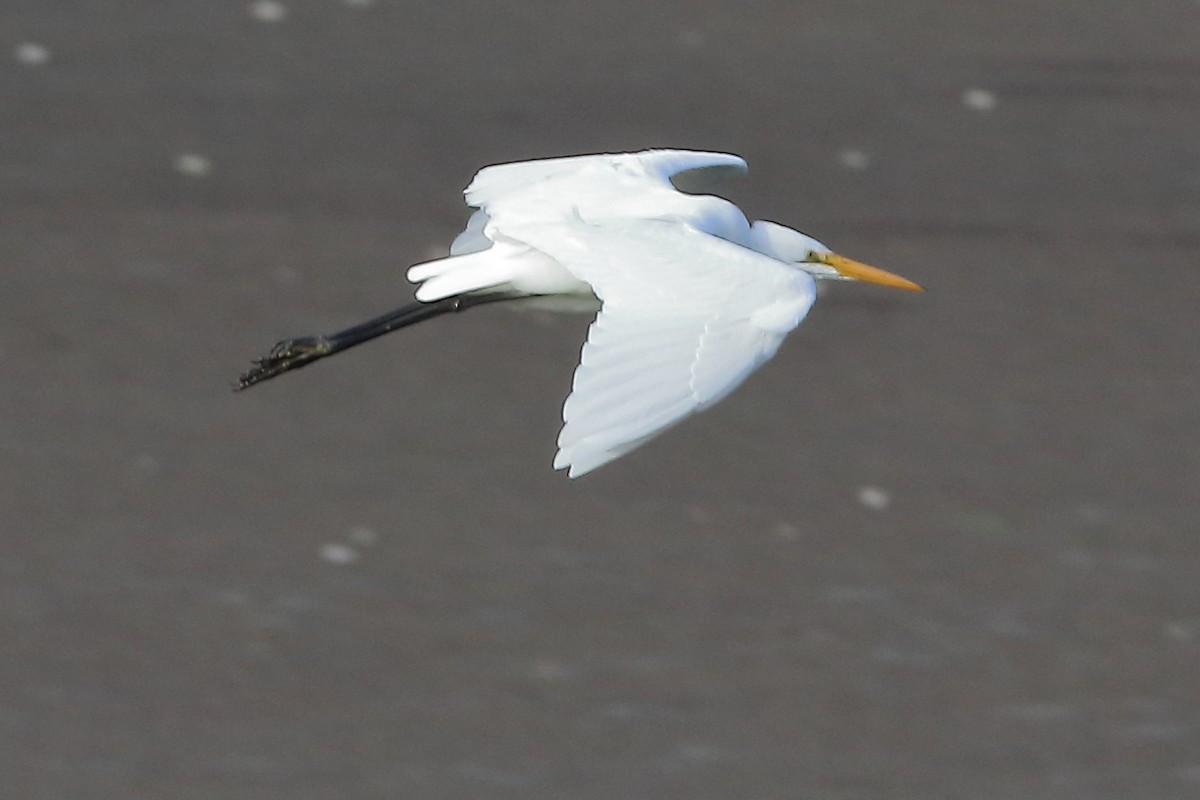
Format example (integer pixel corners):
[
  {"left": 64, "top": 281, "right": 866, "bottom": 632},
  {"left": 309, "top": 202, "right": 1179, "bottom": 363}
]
[
  {"left": 463, "top": 149, "right": 747, "bottom": 212},
  {"left": 506, "top": 217, "right": 816, "bottom": 478},
  {"left": 419, "top": 150, "right": 753, "bottom": 304}
]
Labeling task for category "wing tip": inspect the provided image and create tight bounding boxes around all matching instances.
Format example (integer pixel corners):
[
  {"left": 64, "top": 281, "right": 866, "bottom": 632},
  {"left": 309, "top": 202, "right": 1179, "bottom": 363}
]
[
  {"left": 553, "top": 445, "right": 612, "bottom": 479},
  {"left": 553, "top": 453, "right": 585, "bottom": 479}
]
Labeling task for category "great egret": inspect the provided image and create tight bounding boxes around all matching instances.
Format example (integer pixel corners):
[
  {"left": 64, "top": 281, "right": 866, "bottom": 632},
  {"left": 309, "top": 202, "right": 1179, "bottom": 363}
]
[{"left": 237, "top": 149, "right": 921, "bottom": 477}]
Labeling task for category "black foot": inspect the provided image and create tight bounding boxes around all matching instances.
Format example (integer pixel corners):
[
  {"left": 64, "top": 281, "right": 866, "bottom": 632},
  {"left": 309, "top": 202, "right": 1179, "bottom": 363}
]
[
  {"left": 233, "top": 294, "right": 516, "bottom": 392},
  {"left": 236, "top": 336, "right": 332, "bottom": 390}
]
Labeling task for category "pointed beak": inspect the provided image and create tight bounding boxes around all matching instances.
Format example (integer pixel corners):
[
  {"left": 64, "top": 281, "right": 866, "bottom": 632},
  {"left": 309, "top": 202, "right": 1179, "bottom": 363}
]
[{"left": 817, "top": 253, "right": 924, "bottom": 292}]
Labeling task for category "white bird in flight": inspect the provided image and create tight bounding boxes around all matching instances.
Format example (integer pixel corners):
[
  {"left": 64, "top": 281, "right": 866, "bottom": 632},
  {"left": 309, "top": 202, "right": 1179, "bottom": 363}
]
[{"left": 238, "top": 149, "right": 922, "bottom": 477}]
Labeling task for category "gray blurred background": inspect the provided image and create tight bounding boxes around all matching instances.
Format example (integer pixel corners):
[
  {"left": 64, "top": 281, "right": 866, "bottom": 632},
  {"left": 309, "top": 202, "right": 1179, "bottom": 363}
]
[{"left": 3, "top": 1, "right": 1199, "bottom": 798}]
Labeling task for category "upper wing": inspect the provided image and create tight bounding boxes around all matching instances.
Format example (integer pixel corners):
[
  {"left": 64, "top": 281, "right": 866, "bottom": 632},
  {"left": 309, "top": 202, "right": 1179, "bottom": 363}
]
[
  {"left": 506, "top": 217, "right": 816, "bottom": 478},
  {"left": 422, "top": 150, "right": 751, "bottom": 302},
  {"left": 463, "top": 149, "right": 747, "bottom": 212}
]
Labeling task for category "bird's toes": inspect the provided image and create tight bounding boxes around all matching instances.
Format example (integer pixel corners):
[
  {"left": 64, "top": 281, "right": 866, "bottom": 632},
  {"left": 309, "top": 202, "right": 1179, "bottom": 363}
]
[
  {"left": 236, "top": 336, "right": 331, "bottom": 390},
  {"left": 266, "top": 336, "right": 329, "bottom": 362}
]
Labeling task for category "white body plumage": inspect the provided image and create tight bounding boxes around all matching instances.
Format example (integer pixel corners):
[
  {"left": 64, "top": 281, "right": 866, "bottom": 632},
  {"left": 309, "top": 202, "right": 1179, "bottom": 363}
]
[{"left": 402, "top": 150, "right": 920, "bottom": 477}]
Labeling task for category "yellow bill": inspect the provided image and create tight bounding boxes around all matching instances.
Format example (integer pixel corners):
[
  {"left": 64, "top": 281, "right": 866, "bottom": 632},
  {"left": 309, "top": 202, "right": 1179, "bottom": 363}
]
[{"left": 818, "top": 253, "right": 924, "bottom": 292}]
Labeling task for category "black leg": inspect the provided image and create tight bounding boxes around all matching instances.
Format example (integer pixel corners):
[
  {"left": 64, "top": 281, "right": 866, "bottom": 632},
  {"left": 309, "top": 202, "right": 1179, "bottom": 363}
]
[{"left": 235, "top": 293, "right": 511, "bottom": 390}]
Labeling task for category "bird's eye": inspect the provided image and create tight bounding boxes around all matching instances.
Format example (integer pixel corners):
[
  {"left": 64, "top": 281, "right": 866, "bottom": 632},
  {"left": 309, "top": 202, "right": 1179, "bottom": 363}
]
[{"left": 804, "top": 250, "right": 819, "bottom": 262}]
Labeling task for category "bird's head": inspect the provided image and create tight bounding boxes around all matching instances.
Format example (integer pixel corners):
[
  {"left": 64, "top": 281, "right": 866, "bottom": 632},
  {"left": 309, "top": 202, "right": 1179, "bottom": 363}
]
[{"left": 750, "top": 220, "right": 923, "bottom": 292}]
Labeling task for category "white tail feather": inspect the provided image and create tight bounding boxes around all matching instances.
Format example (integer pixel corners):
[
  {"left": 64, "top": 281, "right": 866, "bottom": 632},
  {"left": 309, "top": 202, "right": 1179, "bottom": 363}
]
[{"left": 407, "top": 249, "right": 512, "bottom": 302}]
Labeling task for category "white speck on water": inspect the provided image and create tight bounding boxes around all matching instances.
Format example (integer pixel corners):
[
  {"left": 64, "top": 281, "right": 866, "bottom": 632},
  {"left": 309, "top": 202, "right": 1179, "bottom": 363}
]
[
  {"left": 962, "top": 87, "right": 998, "bottom": 111},
  {"left": 249, "top": 0, "right": 287, "bottom": 22},
  {"left": 838, "top": 149, "right": 870, "bottom": 170},
  {"left": 174, "top": 153, "right": 212, "bottom": 177},
  {"left": 1075, "top": 503, "right": 1109, "bottom": 525},
  {"left": 134, "top": 453, "right": 161, "bottom": 475},
  {"left": 600, "top": 702, "right": 640, "bottom": 719},
  {"left": 530, "top": 659, "right": 569, "bottom": 681},
  {"left": 1047, "top": 768, "right": 1091, "bottom": 788},
  {"left": 343, "top": 0, "right": 374, "bottom": 6},
  {"left": 1177, "top": 765, "right": 1200, "bottom": 783},
  {"left": 676, "top": 743, "right": 726, "bottom": 762},
  {"left": 984, "top": 609, "right": 1035, "bottom": 637},
  {"left": 999, "top": 703, "right": 1074, "bottom": 722},
  {"left": 871, "top": 644, "right": 936, "bottom": 667},
  {"left": 270, "top": 265, "right": 300, "bottom": 286},
  {"left": 1116, "top": 552, "right": 1161, "bottom": 572},
  {"left": 320, "top": 543, "right": 358, "bottom": 565},
  {"left": 677, "top": 29, "right": 705, "bottom": 49},
  {"left": 771, "top": 521, "right": 800, "bottom": 540},
  {"left": 348, "top": 525, "right": 378, "bottom": 546},
  {"left": 1165, "top": 621, "right": 1196, "bottom": 643},
  {"left": 857, "top": 485, "right": 890, "bottom": 510},
  {"left": 213, "top": 588, "right": 250, "bottom": 606},
  {"left": 1116, "top": 721, "right": 1193, "bottom": 741},
  {"left": 15, "top": 42, "right": 50, "bottom": 65},
  {"left": 823, "top": 584, "right": 890, "bottom": 604}
]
